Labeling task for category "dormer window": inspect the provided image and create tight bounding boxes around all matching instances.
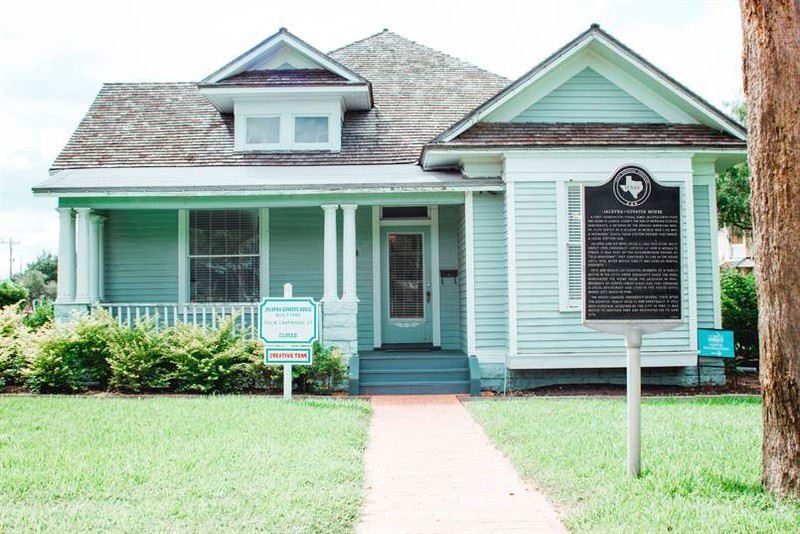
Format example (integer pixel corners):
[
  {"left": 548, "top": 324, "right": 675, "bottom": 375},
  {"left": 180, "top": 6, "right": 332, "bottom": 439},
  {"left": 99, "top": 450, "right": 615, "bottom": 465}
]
[
  {"left": 245, "top": 116, "right": 280, "bottom": 147},
  {"left": 198, "top": 28, "right": 372, "bottom": 153},
  {"left": 295, "top": 116, "right": 329, "bottom": 144}
]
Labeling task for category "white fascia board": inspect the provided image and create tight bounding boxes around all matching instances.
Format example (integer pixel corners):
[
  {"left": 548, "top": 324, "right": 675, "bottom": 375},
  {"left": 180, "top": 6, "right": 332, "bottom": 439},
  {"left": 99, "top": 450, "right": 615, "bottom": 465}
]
[
  {"left": 422, "top": 147, "right": 746, "bottom": 172},
  {"left": 34, "top": 165, "right": 504, "bottom": 197},
  {"left": 201, "top": 31, "right": 366, "bottom": 85},
  {"left": 200, "top": 85, "right": 371, "bottom": 112}
]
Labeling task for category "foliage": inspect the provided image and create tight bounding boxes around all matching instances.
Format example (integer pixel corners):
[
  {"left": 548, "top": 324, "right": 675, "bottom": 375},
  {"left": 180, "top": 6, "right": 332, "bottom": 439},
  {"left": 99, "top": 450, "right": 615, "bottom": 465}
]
[
  {"left": 166, "top": 319, "right": 253, "bottom": 394},
  {"left": 717, "top": 100, "right": 752, "bottom": 233},
  {"left": 0, "top": 306, "right": 37, "bottom": 387},
  {"left": 14, "top": 269, "right": 57, "bottom": 301},
  {"left": 292, "top": 342, "right": 348, "bottom": 393},
  {"left": 22, "top": 251, "right": 58, "bottom": 283},
  {"left": 469, "top": 397, "right": 799, "bottom": 533},
  {"left": 24, "top": 311, "right": 117, "bottom": 393},
  {"left": 720, "top": 268, "right": 760, "bottom": 363},
  {"left": 0, "top": 280, "right": 28, "bottom": 307},
  {"left": 1, "top": 308, "right": 348, "bottom": 395},
  {"left": 107, "top": 320, "right": 173, "bottom": 392},
  {"left": 23, "top": 301, "right": 54, "bottom": 330}
]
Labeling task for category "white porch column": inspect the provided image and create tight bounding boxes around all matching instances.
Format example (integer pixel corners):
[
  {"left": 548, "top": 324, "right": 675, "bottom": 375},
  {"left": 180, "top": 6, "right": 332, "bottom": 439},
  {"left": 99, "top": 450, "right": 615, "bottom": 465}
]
[
  {"left": 56, "top": 208, "right": 76, "bottom": 303},
  {"left": 74, "top": 208, "right": 92, "bottom": 303},
  {"left": 321, "top": 204, "right": 339, "bottom": 302},
  {"left": 88, "top": 215, "right": 102, "bottom": 302},
  {"left": 341, "top": 204, "right": 358, "bottom": 301}
]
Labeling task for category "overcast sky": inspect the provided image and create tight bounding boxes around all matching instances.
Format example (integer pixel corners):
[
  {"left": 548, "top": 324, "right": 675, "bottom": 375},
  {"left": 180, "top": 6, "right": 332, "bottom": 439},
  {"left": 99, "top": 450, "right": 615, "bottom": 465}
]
[{"left": 0, "top": 0, "right": 743, "bottom": 275}]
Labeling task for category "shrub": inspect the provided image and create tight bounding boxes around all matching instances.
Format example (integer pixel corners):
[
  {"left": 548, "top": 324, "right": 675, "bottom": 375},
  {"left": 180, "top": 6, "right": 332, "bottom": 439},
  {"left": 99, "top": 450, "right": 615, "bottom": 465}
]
[
  {"left": 25, "top": 311, "right": 117, "bottom": 392},
  {"left": 0, "top": 305, "right": 39, "bottom": 387},
  {"left": 24, "top": 302, "right": 54, "bottom": 330},
  {"left": 107, "top": 320, "right": 173, "bottom": 392},
  {"left": 720, "top": 268, "right": 759, "bottom": 364},
  {"left": 0, "top": 280, "right": 28, "bottom": 307},
  {"left": 292, "top": 342, "right": 348, "bottom": 393},
  {"left": 166, "top": 319, "right": 253, "bottom": 394}
]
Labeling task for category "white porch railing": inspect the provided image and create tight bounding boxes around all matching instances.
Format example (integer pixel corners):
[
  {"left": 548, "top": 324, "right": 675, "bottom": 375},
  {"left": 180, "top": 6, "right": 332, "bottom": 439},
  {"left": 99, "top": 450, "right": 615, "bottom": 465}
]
[{"left": 96, "top": 302, "right": 260, "bottom": 338}]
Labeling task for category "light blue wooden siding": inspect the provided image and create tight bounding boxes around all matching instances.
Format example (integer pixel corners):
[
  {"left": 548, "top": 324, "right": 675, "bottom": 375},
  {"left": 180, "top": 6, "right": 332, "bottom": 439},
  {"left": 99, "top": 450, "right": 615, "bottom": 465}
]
[
  {"left": 457, "top": 206, "right": 468, "bottom": 352},
  {"left": 439, "top": 206, "right": 462, "bottom": 350},
  {"left": 473, "top": 193, "right": 508, "bottom": 352},
  {"left": 269, "top": 208, "right": 324, "bottom": 300},
  {"left": 514, "top": 181, "right": 690, "bottom": 353},
  {"left": 694, "top": 184, "right": 716, "bottom": 329},
  {"left": 270, "top": 207, "right": 375, "bottom": 351},
  {"left": 104, "top": 210, "right": 178, "bottom": 302},
  {"left": 513, "top": 67, "right": 666, "bottom": 123},
  {"left": 355, "top": 209, "right": 374, "bottom": 350}
]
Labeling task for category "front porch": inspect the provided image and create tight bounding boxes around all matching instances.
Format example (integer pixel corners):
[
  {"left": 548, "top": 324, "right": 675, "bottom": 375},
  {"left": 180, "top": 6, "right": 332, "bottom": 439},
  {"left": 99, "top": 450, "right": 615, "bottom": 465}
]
[{"left": 53, "top": 195, "right": 486, "bottom": 365}]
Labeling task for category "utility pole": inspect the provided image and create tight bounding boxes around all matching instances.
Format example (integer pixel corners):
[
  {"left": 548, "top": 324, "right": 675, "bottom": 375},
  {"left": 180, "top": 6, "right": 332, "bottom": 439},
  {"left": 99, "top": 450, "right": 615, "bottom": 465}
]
[{"left": 0, "top": 238, "right": 21, "bottom": 279}]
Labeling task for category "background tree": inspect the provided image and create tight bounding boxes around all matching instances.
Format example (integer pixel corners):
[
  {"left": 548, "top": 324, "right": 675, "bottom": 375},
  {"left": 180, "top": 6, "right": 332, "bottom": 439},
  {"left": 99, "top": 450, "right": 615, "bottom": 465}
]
[
  {"left": 716, "top": 101, "right": 752, "bottom": 233},
  {"left": 12, "top": 252, "right": 57, "bottom": 301},
  {"left": 740, "top": 0, "right": 800, "bottom": 498}
]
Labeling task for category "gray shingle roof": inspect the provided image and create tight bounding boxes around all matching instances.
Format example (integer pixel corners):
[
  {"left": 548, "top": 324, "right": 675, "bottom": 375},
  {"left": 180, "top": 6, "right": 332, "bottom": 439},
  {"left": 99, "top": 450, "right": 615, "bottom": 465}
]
[
  {"left": 431, "top": 122, "right": 747, "bottom": 150},
  {"left": 50, "top": 31, "right": 510, "bottom": 170},
  {"left": 203, "top": 69, "right": 354, "bottom": 87}
]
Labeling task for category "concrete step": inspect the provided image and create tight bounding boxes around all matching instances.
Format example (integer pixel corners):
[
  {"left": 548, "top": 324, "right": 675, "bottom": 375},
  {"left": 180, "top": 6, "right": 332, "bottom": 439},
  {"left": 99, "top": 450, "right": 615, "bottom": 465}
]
[
  {"left": 360, "top": 367, "right": 470, "bottom": 383},
  {"left": 359, "top": 380, "right": 471, "bottom": 395},
  {"left": 360, "top": 355, "right": 468, "bottom": 371}
]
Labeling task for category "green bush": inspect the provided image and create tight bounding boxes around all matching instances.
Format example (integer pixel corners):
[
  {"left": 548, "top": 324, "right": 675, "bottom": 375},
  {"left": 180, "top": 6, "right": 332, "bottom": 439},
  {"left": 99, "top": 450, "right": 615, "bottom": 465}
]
[
  {"left": 25, "top": 312, "right": 117, "bottom": 392},
  {"left": 720, "top": 268, "right": 759, "bottom": 364},
  {"left": 292, "top": 342, "right": 348, "bottom": 393},
  {"left": 0, "top": 280, "right": 28, "bottom": 307},
  {"left": 107, "top": 320, "right": 173, "bottom": 392},
  {"left": 0, "top": 306, "right": 38, "bottom": 387},
  {"left": 166, "top": 319, "right": 253, "bottom": 394},
  {"left": 23, "top": 302, "right": 54, "bottom": 330}
]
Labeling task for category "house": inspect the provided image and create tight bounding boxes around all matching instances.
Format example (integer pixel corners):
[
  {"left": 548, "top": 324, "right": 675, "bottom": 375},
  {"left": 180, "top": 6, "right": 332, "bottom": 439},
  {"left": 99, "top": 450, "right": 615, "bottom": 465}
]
[
  {"left": 718, "top": 225, "right": 754, "bottom": 273},
  {"left": 35, "top": 25, "right": 747, "bottom": 394}
]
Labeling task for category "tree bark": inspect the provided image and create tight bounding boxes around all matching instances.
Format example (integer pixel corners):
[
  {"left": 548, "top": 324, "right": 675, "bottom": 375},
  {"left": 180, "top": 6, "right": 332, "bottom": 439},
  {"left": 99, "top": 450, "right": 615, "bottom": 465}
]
[{"left": 740, "top": 0, "right": 800, "bottom": 498}]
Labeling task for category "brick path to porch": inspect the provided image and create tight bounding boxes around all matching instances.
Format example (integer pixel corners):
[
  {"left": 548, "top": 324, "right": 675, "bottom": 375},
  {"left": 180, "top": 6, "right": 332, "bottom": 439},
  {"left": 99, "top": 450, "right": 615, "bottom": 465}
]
[{"left": 356, "top": 395, "right": 567, "bottom": 534}]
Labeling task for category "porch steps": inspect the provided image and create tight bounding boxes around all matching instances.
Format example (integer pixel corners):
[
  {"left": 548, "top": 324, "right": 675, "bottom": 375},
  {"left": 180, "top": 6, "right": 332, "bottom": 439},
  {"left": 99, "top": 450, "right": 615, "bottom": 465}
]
[{"left": 354, "top": 351, "right": 473, "bottom": 395}]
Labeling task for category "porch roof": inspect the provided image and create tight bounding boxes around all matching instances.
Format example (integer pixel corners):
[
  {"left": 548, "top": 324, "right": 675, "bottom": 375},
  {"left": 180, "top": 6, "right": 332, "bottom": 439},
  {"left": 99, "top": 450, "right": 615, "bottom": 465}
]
[{"left": 33, "top": 164, "right": 503, "bottom": 197}]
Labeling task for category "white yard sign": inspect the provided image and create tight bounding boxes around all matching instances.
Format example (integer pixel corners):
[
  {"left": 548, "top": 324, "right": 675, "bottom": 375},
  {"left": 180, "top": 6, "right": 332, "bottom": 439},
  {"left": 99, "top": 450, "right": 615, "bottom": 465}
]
[{"left": 258, "top": 284, "right": 319, "bottom": 399}]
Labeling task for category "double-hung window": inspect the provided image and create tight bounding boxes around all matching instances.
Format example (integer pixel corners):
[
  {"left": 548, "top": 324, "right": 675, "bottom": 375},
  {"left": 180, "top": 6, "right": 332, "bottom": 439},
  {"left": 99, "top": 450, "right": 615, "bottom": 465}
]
[{"left": 189, "top": 210, "right": 259, "bottom": 303}]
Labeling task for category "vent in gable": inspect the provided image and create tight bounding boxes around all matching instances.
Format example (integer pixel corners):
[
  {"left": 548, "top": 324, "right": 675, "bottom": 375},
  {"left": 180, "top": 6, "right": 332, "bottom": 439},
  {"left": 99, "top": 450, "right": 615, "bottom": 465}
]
[{"left": 513, "top": 67, "right": 666, "bottom": 124}]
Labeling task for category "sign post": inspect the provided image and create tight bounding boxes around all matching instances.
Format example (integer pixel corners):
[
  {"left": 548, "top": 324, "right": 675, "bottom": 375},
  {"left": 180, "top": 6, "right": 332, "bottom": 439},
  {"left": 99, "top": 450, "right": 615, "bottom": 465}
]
[
  {"left": 582, "top": 164, "right": 683, "bottom": 477},
  {"left": 258, "top": 283, "right": 319, "bottom": 400}
]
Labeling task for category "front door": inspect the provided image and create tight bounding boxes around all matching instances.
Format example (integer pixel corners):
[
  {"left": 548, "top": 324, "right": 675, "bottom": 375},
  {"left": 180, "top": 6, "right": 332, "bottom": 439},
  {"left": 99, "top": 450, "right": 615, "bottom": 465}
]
[{"left": 381, "top": 226, "right": 432, "bottom": 345}]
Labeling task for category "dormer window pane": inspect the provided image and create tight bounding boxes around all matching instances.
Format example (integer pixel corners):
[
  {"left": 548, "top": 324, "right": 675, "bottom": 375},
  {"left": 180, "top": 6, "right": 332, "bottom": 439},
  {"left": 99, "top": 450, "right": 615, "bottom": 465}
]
[
  {"left": 295, "top": 116, "right": 329, "bottom": 143},
  {"left": 246, "top": 117, "right": 280, "bottom": 144}
]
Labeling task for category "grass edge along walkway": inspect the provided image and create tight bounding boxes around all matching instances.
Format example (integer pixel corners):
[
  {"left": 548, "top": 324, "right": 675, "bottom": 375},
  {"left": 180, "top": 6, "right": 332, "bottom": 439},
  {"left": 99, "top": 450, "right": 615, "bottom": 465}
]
[
  {"left": 467, "top": 396, "right": 799, "bottom": 533},
  {"left": 0, "top": 396, "right": 371, "bottom": 534}
]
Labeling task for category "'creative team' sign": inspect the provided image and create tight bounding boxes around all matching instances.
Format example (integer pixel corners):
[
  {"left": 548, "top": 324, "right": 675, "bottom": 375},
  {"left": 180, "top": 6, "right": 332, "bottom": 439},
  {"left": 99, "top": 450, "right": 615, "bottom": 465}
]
[
  {"left": 258, "top": 297, "right": 318, "bottom": 366},
  {"left": 697, "top": 329, "right": 735, "bottom": 358},
  {"left": 583, "top": 165, "right": 682, "bottom": 323}
]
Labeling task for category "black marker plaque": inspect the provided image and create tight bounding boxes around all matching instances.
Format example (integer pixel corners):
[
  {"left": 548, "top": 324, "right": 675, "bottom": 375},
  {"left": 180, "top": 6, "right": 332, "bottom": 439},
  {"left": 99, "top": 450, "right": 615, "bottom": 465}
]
[{"left": 583, "top": 165, "right": 681, "bottom": 322}]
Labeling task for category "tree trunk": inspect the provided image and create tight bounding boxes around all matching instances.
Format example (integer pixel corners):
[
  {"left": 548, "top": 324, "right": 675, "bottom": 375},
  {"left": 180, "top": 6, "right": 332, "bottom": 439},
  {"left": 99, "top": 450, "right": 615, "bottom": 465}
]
[{"left": 740, "top": 0, "right": 800, "bottom": 498}]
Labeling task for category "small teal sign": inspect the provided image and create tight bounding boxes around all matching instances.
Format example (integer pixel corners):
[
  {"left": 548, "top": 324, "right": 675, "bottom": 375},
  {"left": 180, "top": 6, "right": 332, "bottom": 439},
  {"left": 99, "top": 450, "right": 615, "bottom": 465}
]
[{"left": 698, "top": 329, "right": 735, "bottom": 358}]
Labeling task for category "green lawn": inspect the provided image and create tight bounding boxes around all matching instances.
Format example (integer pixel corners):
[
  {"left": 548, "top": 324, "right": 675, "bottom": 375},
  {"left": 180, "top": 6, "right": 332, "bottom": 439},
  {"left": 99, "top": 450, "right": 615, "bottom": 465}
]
[
  {"left": 0, "top": 396, "right": 371, "bottom": 533},
  {"left": 468, "top": 396, "right": 799, "bottom": 533}
]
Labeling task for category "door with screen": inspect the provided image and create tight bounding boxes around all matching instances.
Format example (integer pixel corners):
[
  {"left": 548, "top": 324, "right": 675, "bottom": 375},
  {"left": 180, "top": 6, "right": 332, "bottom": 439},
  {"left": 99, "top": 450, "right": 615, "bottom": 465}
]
[{"left": 380, "top": 226, "right": 432, "bottom": 345}]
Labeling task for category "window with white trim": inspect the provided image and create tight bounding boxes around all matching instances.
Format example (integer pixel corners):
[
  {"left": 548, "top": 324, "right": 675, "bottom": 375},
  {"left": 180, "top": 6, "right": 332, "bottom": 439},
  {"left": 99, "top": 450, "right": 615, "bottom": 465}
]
[
  {"left": 189, "top": 210, "right": 259, "bottom": 302},
  {"left": 294, "top": 116, "right": 329, "bottom": 144},
  {"left": 245, "top": 116, "right": 280, "bottom": 146},
  {"left": 561, "top": 184, "right": 583, "bottom": 310}
]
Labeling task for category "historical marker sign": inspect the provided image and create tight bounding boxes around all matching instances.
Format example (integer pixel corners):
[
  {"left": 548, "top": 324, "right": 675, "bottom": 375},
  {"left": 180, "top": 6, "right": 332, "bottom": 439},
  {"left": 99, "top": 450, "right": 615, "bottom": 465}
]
[
  {"left": 583, "top": 165, "right": 682, "bottom": 324},
  {"left": 258, "top": 298, "right": 319, "bottom": 346}
]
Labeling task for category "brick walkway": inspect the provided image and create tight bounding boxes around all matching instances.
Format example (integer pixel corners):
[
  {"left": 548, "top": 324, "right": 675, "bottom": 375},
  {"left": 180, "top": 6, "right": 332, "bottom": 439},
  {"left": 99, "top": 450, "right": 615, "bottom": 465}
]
[{"left": 356, "top": 395, "right": 566, "bottom": 534}]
